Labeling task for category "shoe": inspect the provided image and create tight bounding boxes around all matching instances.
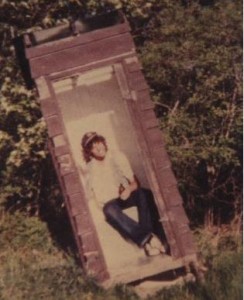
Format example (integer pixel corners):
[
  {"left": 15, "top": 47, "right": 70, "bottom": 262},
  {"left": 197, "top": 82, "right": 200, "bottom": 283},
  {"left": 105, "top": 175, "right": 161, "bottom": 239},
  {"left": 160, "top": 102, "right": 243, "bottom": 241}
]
[
  {"left": 144, "top": 242, "right": 160, "bottom": 256},
  {"left": 149, "top": 234, "right": 166, "bottom": 254}
]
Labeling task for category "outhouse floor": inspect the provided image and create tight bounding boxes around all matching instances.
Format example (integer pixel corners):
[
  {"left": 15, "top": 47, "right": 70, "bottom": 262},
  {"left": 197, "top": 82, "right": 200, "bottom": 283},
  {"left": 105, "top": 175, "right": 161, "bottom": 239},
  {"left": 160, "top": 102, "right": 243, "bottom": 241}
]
[{"left": 88, "top": 201, "right": 184, "bottom": 285}]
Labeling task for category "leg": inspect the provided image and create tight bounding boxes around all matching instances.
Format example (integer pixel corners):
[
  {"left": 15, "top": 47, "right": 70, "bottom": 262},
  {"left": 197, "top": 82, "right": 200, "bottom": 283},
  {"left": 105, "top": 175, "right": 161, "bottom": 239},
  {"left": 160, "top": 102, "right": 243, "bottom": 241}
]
[
  {"left": 129, "top": 188, "right": 167, "bottom": 254},
  {"left": 103, "top": 197, "right": 151, "bottom": 247}
]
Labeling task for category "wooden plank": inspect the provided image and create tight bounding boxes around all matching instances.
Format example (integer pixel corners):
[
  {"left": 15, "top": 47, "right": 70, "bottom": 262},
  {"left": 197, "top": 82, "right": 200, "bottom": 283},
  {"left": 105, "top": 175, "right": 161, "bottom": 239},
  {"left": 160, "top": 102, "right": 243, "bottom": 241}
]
[
  {"left": 31, "top": 24, "right": 70, "bottom": 45},
  {"left": 26, "top": 22, "right": 130, "bottom": 59},
  {"left": 46, "top": 115, "right": 63, "bottom": 137},
  {"left": 57, "top": 153, "right": 74, "bottom": 176},
  {"left": 74, "top": 214, "right": 92, "bottom": 235},
  {"left": 48, "top": 52, "right": 135, "bottom": 81},
  {"left": 127, "top": 70, "right": 148, "bottom": 91},
  {"left": 178, "top": 229, "right": 197, "bottom": 256},
  {"left": 80, "top": 232, "right": 98, "bottom": 252},
  {"left": 124, "top": 56, "right": 142, "bottom": 72},
  {"left": 52, "top": 134, "right": 66, "bottom": 148},
  {"left": 141, "top": 110, "right": 157, "bottom": 121},
  {"left": 157, "top": 166, "right": 178, "bottom": 188},
  {"left": 68, "top": 193, "right": 86, "bottom": 216},
  {"left": 48, "top": 140, "right": 86, "bottom": 265},
  {"left": 114, "top": 63, "right": 131, "bottom": 99},
  {"left": 145, "top": 128, "right": 165, "bottom": 147},
  {"left": 23, "top": 33, "right": 32, "bottom": 47},
  {"left": 136, "top": 88, "right": 151, "bottom": 102},
  {"left": 29, "top": 33, "right": 135, "bottom": 78},
  {"left": 85, "top": 252, "right": 109, "bottom": 280},
  {"left": 40, "top": 99, "right": 57, "bottom": 117},
  {"left": 35, "top": 76, "right": 51, "bottom": 99},
  {"left": 50, "top": 134, "right": 70, "bottom": 158},
  {"left": 135, "top": 89, "right": 155, "bottom": 111},
  {"left": 162, "top": 186, "right": 183, "bottom": 206},
  {"left": 151, "top": 146, "right": 171, "bottom": 170},
  {"left": 63, "top": 172, "right": 81, "bottom": 195},
  {"left": 168, "top": 205, "right": 189, "bottom": 225},
  {"left": 140, "top": 100, "right": 155, "bottom": 111},
  {"left": 141, "top": 110, "right": 159, "bottom": 129},
  {"left": 53, "top": 144, "right": 70, "bottom": 157},
  {"left": 106, "top": 255, "right": 185, "bottom": 285}
]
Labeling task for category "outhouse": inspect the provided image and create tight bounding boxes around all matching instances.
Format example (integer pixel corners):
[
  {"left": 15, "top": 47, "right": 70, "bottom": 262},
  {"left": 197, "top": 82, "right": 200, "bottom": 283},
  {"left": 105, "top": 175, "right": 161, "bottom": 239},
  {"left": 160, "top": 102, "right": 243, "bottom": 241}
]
[{"left": 21, "top": 11, "right": 200, "bottom": 286}]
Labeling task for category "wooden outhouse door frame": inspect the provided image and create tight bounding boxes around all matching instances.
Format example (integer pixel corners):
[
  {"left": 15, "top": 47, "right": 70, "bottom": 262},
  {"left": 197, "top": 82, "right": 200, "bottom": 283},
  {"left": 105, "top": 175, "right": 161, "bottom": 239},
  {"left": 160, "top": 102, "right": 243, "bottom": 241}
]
[{"left": 23, "top": 13, "right": 198, "bottom": 283}]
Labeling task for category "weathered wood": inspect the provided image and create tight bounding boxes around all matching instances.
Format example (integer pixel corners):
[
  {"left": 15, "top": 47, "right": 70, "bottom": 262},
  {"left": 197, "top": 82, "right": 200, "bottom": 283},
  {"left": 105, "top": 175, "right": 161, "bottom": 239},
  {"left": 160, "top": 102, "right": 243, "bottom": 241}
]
[
  {"left": 29, "top": 33, "right": 135, "bottom": 78},
  {"left": 107, "top": 255, "right": 185, "bottom": 286},
  {"left": 162, "top": 185, "right": 183, "bottom": 206},
  {"left": 84, "top": 252, "right": 108, "bottom": 279},
  {"left": 124, "top": 56, "right": 142, "bottom": 72},
  {"left": 145, "top": 128, "right": 165, "bottom": 147},
  {"left": 47, "top": 140, "right": 86, "bottom": 265},
  {"left": 151, "top": 146, "right": 171, "bottom": 170},
  {"left": 68, "top": 193, "right": 85, "bottom": 216},
  {"left": 53, "top": 144, "right": 70, "bottom": 157},
  {"left": 157, "top": 166, "right": 178, "bottom": 189},
  {"left": 29, "top": 23, "right": 71, "bottom": 46},
  {"left": 62, "top": 172, "right": 82, "bottom": 196},
  {"left": 127, "top": 70, "right": 148, "bottom": 91},
  {"left": 124, "top": 65, "right": 195, "bottom": 262},
  {"left": 124, "top": 98, "right": 181, "bottom": 259},
  {"left": 80, "top": 231, "right": 99, "bottom": 252},
  {"left": 52, "top": 134, "right": 66, "bottom": 148},
  {"left": 35, "top": 76, "right": 51, "bottom": 99},
  {"left": 26, "top": 22, "right": 130, "bottom": 59},
  {"left": 23, "top": 13, "right": 199, "bottom": 284},
  {"left": 169, "top": 205, "right": 189, "bottom": 225},
  {"left": 46, "top": 115, "right": 63, "bottom": 137},
  {"left": 40, "top": 99, "right": 57, "bottom": 117},
  {"left": 48, "top": 53, "right": 136, "bottom": 81},
  {"left": 135, "top": 88, "right": 151, "bottom": 102},
  {"left": 140, "top": 100, "right": 155, "bottom": 111},
  {"left": 114, "top": 63, "right": 131, "bottom": 99},
  {"left": 141, "top": 110, "right": 159, "bottom": 129},
  {"left": 57, "top": 154, "right": 74, "bottom": 176},
  {"left": 136, "top": 89, "right": 155, "bottom": 111},
  {"left": 123, "top": 70, "right": 194, "bottom": 261},
  {"left": 177, "top": 229, "right": 197, "bottom": 256},
  {"left": 74, "top": 214, "right": 92, "bottom": 236}
]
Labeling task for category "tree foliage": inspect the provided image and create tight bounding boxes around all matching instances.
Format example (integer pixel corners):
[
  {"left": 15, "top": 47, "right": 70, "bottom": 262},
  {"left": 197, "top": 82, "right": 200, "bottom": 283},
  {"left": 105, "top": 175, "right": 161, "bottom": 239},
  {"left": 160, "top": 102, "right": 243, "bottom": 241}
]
[
  {"left": 0, "top": 0, "right": 242, "bottom": 228},
  {"left": 138, "top": 0, "right": 242, "bottom": 226}
]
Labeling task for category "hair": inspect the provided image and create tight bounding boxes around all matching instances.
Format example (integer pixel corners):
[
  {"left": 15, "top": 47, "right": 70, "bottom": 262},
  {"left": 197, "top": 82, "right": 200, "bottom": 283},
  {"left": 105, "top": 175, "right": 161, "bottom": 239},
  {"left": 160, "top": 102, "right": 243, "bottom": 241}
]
[{"left": 81, "top": 134, "right": 108, "bottom": 163}]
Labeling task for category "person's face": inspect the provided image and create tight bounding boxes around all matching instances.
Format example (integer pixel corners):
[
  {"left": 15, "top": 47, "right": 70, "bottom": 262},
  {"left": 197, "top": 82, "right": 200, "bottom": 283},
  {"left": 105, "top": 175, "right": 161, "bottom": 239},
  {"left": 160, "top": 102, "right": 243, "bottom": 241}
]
[{"left": 91, "top": 141, "right": 107, "bottom": 160}]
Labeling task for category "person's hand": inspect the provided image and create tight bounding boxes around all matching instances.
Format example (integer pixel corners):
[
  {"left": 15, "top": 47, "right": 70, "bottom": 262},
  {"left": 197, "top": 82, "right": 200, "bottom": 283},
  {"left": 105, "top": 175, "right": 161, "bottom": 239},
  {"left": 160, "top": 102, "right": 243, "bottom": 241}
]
[{"left": 120, "top": 187, "right": 131, "bottom": 200}]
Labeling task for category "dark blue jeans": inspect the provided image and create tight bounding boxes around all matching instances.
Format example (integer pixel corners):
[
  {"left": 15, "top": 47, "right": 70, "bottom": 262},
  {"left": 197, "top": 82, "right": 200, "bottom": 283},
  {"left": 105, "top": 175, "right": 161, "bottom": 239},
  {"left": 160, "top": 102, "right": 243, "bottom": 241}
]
[{"left": 103, "top": 188, "right": 155, "bottom": 247}]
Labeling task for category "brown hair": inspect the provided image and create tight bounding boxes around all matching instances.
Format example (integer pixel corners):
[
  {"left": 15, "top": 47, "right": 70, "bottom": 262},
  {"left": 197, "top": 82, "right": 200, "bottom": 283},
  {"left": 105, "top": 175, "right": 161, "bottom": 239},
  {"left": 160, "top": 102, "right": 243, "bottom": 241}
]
[{"left": 81, "top": 133, "right": 108, "bottom": 163}]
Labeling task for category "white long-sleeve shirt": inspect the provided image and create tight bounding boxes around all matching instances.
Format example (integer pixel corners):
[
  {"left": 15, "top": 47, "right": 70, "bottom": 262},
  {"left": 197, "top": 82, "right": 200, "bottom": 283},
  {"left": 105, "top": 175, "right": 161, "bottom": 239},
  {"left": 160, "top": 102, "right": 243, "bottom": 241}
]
[{"left": 87, "top": 150, "right": 134, "bottom": 207}]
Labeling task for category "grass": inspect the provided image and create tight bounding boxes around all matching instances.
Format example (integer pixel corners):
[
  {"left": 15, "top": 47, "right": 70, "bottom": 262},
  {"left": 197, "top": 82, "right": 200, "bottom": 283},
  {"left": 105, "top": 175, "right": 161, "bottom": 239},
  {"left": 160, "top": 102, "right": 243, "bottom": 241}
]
[{"left": 0, "top": 211, "right": 242, "bottom": 300}]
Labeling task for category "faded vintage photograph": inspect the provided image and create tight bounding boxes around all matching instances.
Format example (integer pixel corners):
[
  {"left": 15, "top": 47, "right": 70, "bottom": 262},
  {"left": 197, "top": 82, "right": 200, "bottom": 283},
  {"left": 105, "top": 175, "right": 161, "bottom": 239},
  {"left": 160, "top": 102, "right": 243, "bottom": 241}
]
[{"left": 2, "top": 2, "right": 241, "bottom": 299}]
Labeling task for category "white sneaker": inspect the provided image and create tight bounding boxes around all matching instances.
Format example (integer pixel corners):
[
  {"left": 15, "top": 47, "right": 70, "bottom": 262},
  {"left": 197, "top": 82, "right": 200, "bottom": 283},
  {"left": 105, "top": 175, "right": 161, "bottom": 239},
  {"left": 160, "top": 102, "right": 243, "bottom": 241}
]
[
  {"left": 149, "top": 235, "right": 166, "bottom": 254},
  {"left": 144, "top": 243, "right": 161, "bottom": 256}
]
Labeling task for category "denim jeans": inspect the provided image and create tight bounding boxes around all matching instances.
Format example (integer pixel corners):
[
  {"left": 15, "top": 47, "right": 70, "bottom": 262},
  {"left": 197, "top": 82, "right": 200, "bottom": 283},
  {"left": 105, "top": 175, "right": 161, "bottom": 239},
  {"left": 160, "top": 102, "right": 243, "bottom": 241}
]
[{"left": 103, "top": 188, "right": 155, "bottom": 247}]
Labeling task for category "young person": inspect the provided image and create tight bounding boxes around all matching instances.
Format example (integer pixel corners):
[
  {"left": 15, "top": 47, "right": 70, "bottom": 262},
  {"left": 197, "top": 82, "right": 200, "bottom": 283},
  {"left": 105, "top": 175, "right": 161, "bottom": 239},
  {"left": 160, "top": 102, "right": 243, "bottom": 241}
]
[{"left": 81, "top": 131, "right": 166, "bottom": 256}]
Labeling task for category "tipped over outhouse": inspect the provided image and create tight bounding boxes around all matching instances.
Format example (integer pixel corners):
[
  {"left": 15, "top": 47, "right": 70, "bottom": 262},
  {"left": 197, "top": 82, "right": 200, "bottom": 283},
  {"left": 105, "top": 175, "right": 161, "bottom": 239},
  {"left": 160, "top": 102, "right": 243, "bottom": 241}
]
[{"left": 20, "top": 11, "right": 200, "bottom": 286}]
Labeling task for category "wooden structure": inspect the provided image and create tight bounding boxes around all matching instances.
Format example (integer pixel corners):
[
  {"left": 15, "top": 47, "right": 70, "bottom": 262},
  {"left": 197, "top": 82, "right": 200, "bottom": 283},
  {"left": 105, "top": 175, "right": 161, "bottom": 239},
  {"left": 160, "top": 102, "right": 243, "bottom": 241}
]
[{"left": 22, "top": 11, "right": 199, "bottom": 285}]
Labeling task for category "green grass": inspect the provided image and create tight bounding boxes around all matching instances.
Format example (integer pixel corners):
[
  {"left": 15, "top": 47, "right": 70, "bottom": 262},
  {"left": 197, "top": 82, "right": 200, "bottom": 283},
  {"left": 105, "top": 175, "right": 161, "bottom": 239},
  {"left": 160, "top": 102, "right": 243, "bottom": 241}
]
[{"left": 0, "top": 212, "right": 242, "bottom": 300}]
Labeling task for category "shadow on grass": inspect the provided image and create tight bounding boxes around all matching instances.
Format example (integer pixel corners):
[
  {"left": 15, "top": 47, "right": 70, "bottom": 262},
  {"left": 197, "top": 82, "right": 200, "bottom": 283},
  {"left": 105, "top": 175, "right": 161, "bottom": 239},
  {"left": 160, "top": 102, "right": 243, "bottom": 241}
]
[{"left": 38, "top": 155, "right": 80, "bottom": 264}]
